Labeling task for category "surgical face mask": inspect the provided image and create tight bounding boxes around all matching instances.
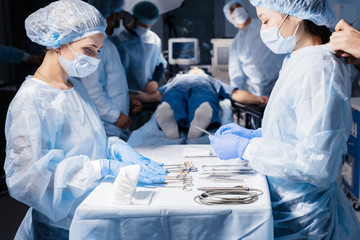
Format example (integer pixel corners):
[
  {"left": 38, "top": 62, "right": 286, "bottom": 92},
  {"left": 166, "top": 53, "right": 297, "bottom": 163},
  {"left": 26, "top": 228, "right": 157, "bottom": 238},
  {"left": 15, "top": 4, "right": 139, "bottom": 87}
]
[
  {"left": 135, "top": 25, "right": 150, "bottom": 37},
  {"left": 232, "top": 7, "right": 248, "bottom": 25},
  {"left": 260, "top": 15, "right": 300, "bottom": 54},
  {"left": 59, "top": 44, "right": 100, "bottom": 78}
]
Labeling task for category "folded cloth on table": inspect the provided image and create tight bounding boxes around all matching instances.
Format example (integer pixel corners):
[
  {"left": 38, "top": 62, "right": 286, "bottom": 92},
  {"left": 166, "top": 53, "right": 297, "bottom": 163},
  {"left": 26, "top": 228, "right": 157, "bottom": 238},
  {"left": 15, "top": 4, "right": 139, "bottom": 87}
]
[{"left": 113, "top": 165, "right": 140, "bottom": 205}]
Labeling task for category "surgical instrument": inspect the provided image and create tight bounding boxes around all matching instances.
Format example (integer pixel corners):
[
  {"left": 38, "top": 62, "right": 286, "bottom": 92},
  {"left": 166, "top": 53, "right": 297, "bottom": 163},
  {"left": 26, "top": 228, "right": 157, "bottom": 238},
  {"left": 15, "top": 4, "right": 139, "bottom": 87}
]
[
  {"left": 190, "top": 123, "right": 213, "bottom": 136},
  {"left": 202, "top": 164, "right": 248, "bottom": 168},
  {"left": 201, "top": 170, "right": 255, "bottom": 175},
  {"left": 194, "top": 188, "right": 263, "bottom": 205},
  {"left": 350, "top": 15, "right": 360, "bottom": 26},
  {"left": 164, "top": 161, "right": 194, "bottom": 168}
]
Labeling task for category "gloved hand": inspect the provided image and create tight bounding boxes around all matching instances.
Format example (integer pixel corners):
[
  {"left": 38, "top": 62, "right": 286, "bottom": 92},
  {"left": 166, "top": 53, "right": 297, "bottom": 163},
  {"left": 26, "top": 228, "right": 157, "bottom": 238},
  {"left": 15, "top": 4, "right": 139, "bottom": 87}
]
[
  {"left": 99, "top": 159, "right": 165, "bottom": 184},
  {"left": 138, "top": 166, "right": 165, "bottom": 184},
  {"left": 99, "top": 159, "right": 129, "bottom": 177},
  {"left": 209, "top": 134, "right": 250, "bottom": 160},
  {"left": 111, "top": 143, "right": 167, "bottom": 175},
  {"left": 215, "top": 123, "right": 261, "bottom": 139}
]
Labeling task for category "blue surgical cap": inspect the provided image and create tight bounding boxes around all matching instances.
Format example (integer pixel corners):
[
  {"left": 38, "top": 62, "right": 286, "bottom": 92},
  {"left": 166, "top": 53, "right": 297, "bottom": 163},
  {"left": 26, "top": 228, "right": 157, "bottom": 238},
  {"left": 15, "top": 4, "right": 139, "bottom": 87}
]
[
  {"left": 132, "top": 1, "right": 160, "bottom": 26},
  {"left": 88, "top": 0, "right": 125, "bottom": 18},
  {"left": 25, "top": 0, "right": 107, "bottom": 49},
  {"left": 249, "top": 0, "right": 336, "bottom": 28}
]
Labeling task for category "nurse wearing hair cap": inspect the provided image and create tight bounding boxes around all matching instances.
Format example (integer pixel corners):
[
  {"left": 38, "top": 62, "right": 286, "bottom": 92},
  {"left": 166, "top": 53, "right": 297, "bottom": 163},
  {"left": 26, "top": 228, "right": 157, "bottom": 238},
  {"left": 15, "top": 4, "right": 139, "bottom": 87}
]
[
  {"left": 4, "top": 0, "right": 167, "bottom": 239},
  {"left": 110, "top": 1, "right": 167, "bottom": 96},
  {"left": 224, "top": 0, "right": 285, "bottom": 106},
  {"left": 211, "top": 0, "right": 360, "bottom": 238}
]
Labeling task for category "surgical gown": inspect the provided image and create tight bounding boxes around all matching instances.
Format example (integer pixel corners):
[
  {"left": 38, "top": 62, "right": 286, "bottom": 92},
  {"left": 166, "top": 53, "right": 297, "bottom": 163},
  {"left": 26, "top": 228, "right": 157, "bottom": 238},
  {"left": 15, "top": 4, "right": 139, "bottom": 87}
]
[
  {"left": 229, "top": 18, "right": 286, "bottom": 96},
  {"left": 4, "top": 76, "right": 125, "bottom": 237},
  {"left": 159, "top": 73, "right": 231, "bottom": 130},
  {"left": 81, "top": 38, "right": 130, "bottom": 139},
  {"left": 109, "top": 27, "right": 167, "bottom": 91},
  {"left": 243, "top": 45, "right": 360, "bottom": 239}
]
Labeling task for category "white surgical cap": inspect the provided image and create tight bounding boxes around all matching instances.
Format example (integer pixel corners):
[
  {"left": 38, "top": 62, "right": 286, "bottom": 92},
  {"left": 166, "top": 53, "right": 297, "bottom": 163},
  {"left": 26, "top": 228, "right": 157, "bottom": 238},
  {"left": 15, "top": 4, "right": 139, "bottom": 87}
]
[{"left": 25, "top": 0, "right": 107, "bottom": 49}]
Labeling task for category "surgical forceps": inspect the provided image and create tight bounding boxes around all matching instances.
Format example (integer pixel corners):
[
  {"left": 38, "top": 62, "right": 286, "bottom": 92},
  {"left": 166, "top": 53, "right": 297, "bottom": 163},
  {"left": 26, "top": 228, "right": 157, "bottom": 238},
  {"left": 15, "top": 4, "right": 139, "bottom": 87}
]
[
  {"left": 165, "top": 161, "right": 198, "bottom": 173},
  {"left": 157, "top": 175, "right": 194, "bottom": 191}
]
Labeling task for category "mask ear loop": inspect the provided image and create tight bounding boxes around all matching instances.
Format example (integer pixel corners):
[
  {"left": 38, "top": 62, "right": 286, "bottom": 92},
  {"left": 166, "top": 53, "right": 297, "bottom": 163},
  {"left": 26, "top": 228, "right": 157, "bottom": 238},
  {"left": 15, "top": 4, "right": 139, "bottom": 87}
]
[
  {"left": 66, "top": 43, "right": 77, "bottom": 56},
  {"left": 293, "top": 20, "right": 301, "bottom": 36},
  {"left": 278, "top": 15, "right": 289, "bottom": 30},
  {"left": 278, "top": 15, "right": 301, "bottom": 36}
]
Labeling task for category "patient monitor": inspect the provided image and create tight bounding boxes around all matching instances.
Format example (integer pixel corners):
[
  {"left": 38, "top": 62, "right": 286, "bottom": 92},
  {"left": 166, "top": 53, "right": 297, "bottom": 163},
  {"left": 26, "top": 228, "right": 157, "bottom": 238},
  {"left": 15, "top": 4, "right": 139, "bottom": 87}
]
[
  {"left": 211, "top": 38, "right": 234, "bottom": 84},
  {"left": 168, "top": 38, "right": 200, "bottom": 65}
]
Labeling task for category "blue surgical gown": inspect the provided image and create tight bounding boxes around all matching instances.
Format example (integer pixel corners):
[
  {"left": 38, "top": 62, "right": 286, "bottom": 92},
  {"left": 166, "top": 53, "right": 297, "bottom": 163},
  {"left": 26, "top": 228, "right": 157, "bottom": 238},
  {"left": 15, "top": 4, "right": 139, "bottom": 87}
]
[
  {"left": 4, "top": 76, "right": 125, "bottom": 235},
  {"left": 110, "top": 27, "right": 167, "bottom": 91},
  {"left": 159, "top": 73, "right": 232, "bottom": 129},
  {"left": 243, "top": 45, "right": 360, "bottom": 239},
  {"left": 81, "top": 38, "right": 130, "bottom": 139},
  {"left": 229, "top": 18, "right": 286, "bottom": 96},
  {"left": 0, "top": 45, "right": 28, "bottom": 63}
]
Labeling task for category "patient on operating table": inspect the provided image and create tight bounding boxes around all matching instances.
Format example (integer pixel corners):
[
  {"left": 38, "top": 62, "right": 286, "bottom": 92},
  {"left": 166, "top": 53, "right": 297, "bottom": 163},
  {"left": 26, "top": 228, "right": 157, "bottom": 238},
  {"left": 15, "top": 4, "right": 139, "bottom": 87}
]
[{"left": 156, "top": 67, "right": 231, "bottom": 140}]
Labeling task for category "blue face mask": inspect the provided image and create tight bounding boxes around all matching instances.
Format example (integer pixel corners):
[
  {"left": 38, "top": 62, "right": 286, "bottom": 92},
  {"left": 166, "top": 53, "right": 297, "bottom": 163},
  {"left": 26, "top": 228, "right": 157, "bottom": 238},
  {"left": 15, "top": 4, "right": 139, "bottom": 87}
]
[
  {"left": 232, "top": 7, "right": 248, "bottom": 25},
  {"left": 260, "top": 15, "right": 300, "bottom": 54},
  {"left": 135, "top": 25, "right": 150, "bottom": 37},
  {"left": 59, "top": 44, "right": 100, "bottom": 78}
]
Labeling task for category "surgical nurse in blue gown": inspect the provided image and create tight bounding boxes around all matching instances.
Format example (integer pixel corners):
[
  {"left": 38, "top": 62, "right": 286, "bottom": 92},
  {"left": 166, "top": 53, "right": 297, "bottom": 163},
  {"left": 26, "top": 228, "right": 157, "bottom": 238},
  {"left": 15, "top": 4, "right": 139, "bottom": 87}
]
[
  {"left": 83, "top": 0, "right": 133, "bottom": 140},
  {"left": 110, "top": 1, "right": 167, "bottom": 96},
  {"left": 224, "top": 0, "right": 285, "bottom": 99},
  {"left": 210, "top": 0, "right": 360, "bottom": 238},
  {"left": 4, "top": 1, "right": 167, "bottom": 239}
]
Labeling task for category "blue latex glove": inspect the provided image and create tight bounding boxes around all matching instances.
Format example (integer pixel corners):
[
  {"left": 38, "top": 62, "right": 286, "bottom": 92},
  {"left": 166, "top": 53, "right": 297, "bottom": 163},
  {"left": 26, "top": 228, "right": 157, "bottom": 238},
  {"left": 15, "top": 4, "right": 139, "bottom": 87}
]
[
  {"left": 99, "top": 159, "right": 129, "bottom": 177},
  {"left": 215, "top": 123, "right": 261, "bottom": 139},
  {"left": 111, "top": 143, "right": 168, "bottom": 175},
  {"left": 209, "top": 134, "right": 250, "bottom": 160},
  {"left": 138, "top": 167, "right": 165, "bottom": 184},
  {"left": 99, "top": 159, "right": 165, "bottom": 184}
]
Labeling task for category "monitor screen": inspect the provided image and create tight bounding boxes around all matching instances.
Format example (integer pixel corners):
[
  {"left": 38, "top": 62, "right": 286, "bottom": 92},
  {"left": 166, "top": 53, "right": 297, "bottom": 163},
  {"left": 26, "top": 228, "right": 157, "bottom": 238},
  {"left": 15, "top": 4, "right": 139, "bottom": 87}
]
[
  {"left": 168, "top": 38, "right": 199, "bottom": 65},
  {"left": 172, "top": 42, "right": 195, "bottom": 60}
]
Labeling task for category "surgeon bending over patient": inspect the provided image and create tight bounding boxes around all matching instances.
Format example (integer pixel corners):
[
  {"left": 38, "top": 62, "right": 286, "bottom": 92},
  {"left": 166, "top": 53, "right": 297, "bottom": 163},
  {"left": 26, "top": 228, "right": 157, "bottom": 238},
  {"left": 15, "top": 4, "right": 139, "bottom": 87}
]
[{"left": 156, "top": 67, "right": 232, "bottom": 140}]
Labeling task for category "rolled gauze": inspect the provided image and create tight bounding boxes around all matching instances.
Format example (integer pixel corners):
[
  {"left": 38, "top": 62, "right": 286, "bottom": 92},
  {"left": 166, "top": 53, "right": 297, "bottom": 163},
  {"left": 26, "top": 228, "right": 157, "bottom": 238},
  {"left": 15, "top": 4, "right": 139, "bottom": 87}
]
[{"left": 113, "top": 164, "right": 140, "bottom": 205}]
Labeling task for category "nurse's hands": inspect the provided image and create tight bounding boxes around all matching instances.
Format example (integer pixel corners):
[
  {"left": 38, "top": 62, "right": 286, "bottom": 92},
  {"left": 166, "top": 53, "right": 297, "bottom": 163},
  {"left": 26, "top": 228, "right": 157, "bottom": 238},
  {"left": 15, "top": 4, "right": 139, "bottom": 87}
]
[
  {"left": 144, "top": 80, "right": 158, "bottom": 94},
  {"left": 330, "top": 19, "right": 360, "bottom": 64},
  {"left": 116, "top": 113, "right": 132, "bottom": 129},
  {"left": 231, "top": 90, "right": 268, "bottom": 106},
  {"left": 130, "top": 99, "right": 143, "bottom": 115},
  {"left": 209, "top": 134, "right": 250, "bottom": 160},
  {"left": 111, "top": 142, "right": 167, "bottom": 183},
  {"left": 215, "top": 123, "right": 261, "bottom": 139},
  {"left": 99, "top": 159, "right": 165, "bottom": 184}
]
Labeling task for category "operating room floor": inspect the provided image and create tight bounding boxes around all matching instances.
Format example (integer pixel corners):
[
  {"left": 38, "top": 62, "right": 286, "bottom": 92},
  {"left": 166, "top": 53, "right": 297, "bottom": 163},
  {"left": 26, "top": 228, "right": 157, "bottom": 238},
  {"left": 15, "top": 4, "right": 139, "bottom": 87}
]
[{"left": 0, "top": 192, "right": 28, "bottom": 239}]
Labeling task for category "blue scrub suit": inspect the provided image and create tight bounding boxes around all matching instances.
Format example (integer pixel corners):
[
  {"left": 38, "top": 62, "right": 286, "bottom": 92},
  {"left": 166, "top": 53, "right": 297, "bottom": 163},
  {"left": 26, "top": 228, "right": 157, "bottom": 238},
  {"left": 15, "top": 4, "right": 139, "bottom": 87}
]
[{"left": 159, "top": 73, "right": 231, "bottom": 130}]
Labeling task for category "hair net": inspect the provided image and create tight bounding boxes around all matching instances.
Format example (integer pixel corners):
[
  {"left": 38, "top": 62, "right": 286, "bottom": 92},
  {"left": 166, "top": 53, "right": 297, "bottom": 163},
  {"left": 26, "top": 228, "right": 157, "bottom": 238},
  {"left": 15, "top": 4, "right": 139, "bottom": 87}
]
[
  {"left": 88, "top": 0, "right": 125, "bottom": 18},
  {"left": 249, "top": 0, "right": 336, "bottom": 28},
  {"left": 25, "top": 0, "right": 107, "bottom": 49},
  {"left": 132, "top": 1, "right": 160, "bottom": 26}
]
